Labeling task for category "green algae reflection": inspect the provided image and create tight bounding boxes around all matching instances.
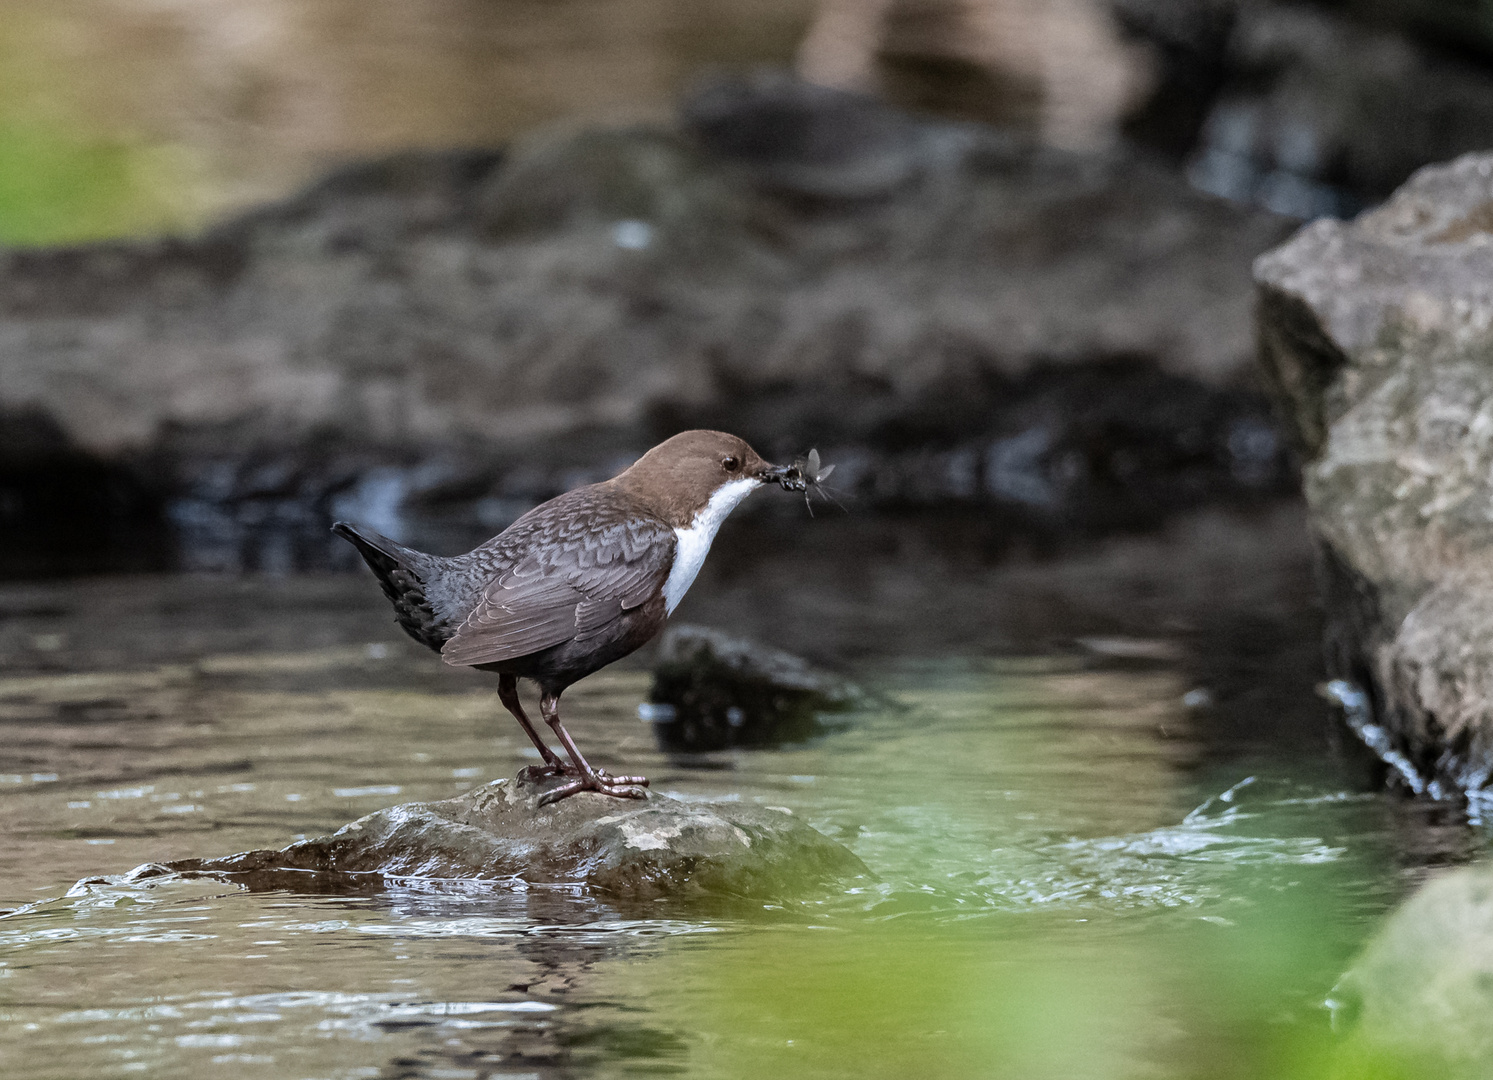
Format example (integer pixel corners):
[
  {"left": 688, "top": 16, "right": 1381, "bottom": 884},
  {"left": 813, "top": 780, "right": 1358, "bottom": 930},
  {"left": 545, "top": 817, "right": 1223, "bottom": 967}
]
[
  {"left": 595, "top": 795, "right": 1429, "bottom": 1080},
  {"left": 0, "top": 123, "right": 198, "bottom": 246}
]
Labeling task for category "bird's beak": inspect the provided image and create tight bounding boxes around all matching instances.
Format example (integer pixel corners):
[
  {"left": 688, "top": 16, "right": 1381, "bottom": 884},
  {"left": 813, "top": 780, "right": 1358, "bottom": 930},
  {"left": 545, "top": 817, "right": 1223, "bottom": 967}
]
[{"left": 756, "top": 462, "right": 807, "bottom": 491}]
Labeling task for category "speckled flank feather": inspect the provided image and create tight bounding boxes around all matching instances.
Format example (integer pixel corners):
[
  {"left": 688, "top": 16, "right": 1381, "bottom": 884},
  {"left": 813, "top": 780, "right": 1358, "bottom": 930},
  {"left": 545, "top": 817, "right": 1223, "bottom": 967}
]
[{"left": 439, "top": 486, "right": 677, "bottom": 667}]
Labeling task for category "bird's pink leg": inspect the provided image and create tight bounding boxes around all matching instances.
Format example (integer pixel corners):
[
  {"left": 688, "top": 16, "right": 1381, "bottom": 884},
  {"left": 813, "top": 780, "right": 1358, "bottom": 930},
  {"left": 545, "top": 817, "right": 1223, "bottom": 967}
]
[
  {"left": 497, "top": 674, "right": 570, "bottom": 778},
  {"left": 535, "top": 691, "right": 649, "bottom": 805}
]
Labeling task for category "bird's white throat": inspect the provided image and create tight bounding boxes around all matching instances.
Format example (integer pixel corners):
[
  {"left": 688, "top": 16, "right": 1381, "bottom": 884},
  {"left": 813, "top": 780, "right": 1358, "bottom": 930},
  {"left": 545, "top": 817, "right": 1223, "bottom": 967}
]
[{"left": 662, "top": 477, "right": 759, "bottom": 614}]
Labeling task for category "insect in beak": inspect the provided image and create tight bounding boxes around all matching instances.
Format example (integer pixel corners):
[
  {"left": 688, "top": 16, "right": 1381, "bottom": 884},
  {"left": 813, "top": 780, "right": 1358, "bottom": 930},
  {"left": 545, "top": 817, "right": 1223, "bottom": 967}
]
[
  {"left": 800, "top": 448, "right": 835, "bottom": 486},
  {"left": 767, "top": 449, "right": 837, "bottom": 514}
]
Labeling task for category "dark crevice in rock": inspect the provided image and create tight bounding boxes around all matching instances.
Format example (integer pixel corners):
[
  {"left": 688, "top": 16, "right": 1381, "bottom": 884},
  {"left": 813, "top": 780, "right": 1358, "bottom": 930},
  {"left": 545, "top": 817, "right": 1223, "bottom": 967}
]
[
  {"left": 1255, "top": 283, "right": 1354, "bottom": 459},
  {"left": 1114, "top": 0, "right": 1239, "bottom": 160}
]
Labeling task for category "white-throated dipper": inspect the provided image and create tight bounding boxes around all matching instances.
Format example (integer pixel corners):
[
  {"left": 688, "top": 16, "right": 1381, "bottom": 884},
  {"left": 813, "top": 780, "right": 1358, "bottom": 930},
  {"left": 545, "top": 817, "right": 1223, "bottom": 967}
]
[{"left": 333, "top": 430, "right": 804, "bottom": 805}]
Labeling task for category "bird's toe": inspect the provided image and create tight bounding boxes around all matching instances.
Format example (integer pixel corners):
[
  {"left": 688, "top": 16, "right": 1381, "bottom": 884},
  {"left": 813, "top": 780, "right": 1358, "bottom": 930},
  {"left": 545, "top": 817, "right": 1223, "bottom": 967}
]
[
  {"left": 596, "top": 782, "right": 648, "bottom": 799},
  {"left": 536, "top": 780, "right": 585, "bottom": 805},
  {"left": 595, "top": 769, "right": 649, "bottom": 786}
]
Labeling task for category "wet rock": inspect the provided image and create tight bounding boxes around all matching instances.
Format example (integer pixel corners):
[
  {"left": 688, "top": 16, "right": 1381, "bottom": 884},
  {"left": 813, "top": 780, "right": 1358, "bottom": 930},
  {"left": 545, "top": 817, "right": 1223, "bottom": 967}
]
[
  {"left": 682, "top": 69, "right": 953, "bottom": 199},
  {"left": 1183, "top": 2, "right": 1493, "bottom": 218},
  {"left": 685, "top": 362, "right": 1293, "bottom": 527},
  {"left": 797, "top": 0, "right": 1154, "bottom": 150},
  {"left": 1255, "top": 151, "right": 1493, "bottom": 796},
  {"left": 646, "top": 624, "right": 867, "bottom": 752},
  {"left": 166, "top": 774, "right": 867, "bottom": 901},
  {"left": 793, "top": 0, "right": 1493, "bottom": 217},
  {"left": 0, "top": 79, "right": 1293, "bottom": 573},
  {"left": 1331, "top": 861, "right": 1493, "bottom": 1074},
  {"left": 475, "top": 126, "right": 750, "bottom": 247}
]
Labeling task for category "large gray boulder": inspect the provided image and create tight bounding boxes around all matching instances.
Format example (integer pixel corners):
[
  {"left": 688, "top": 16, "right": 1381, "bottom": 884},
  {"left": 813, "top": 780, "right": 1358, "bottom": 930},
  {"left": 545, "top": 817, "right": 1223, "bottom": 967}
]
[
  {"left": 164, "top": 773, "right": 867, "bottom": 901},
  {"left": 1255, "top": 152, "right": 1493, "bottom": 797}
]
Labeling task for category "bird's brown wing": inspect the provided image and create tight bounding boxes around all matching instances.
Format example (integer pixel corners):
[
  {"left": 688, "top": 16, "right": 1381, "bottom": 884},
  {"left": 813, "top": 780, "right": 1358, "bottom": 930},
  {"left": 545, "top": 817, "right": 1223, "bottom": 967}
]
[{"left": 440, "top": 507, "right": 675, "bottom": 667}]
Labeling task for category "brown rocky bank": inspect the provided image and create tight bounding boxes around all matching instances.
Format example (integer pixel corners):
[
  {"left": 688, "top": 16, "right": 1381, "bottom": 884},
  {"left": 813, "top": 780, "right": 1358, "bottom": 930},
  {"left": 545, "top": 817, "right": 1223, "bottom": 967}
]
[
  {"left": 164, "top": 773, "right": 868, "bottom": 901},
  {"left": 1256, "top": 152, "right": 1493, "bottom": 802},
  {"left": 0, "top": 74, "right": 1295, "bottom": 575}
]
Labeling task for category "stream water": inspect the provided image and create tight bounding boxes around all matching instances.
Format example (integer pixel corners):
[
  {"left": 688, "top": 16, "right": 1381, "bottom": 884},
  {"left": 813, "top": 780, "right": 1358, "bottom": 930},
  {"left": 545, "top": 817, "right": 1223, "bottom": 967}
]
[{"left": 0, "top": 508, "right": 1485, "bottom": 1079}]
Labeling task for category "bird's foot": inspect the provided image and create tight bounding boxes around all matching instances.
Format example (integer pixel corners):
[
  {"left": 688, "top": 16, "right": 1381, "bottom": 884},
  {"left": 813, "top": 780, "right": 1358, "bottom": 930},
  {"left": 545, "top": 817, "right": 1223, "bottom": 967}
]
[
  {"left": 517, "top": 762, "right": 647, "bottom": 786},
  {"left": 537, "top": 770, "right": 649, "bottom": 806}
]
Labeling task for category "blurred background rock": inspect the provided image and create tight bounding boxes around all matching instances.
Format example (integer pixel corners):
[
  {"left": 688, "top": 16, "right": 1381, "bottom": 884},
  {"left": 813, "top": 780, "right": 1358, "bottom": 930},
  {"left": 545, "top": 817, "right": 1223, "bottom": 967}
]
[{"left": 3, "top": 0, "right": 1493, "bottom": 576}]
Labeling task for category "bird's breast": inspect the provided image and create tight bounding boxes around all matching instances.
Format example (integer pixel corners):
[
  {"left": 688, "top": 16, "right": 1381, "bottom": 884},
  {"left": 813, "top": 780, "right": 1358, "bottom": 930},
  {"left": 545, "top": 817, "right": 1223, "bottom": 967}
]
[{"left": 660, "top": 477, "right": 759, "bottom": 614}]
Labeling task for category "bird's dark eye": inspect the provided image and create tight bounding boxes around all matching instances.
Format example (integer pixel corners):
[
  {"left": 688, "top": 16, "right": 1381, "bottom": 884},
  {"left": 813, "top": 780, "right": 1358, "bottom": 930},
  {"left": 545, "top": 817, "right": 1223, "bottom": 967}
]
[{"left": 722, "top": 456, "right": 741, "bottom": 472}]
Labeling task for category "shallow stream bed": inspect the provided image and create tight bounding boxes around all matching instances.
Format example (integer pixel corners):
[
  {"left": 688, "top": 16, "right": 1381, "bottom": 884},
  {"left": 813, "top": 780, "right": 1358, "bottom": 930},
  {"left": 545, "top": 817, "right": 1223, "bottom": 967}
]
[{"left": 0, "top": 510, "right": 1485, "bottom": 1078}]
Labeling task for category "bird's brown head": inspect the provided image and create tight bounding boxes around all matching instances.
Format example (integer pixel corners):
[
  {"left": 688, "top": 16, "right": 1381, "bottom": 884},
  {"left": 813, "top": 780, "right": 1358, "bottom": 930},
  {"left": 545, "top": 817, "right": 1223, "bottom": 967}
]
[{"left": 611, "top": 430, "right": 790, "bottom": 527}]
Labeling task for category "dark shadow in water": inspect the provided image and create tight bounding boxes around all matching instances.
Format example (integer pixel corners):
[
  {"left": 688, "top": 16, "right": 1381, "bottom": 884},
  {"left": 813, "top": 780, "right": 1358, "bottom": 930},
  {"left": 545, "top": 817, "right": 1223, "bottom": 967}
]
[{"left": 0, "top": 409, "right": 171, "bottom": 578}]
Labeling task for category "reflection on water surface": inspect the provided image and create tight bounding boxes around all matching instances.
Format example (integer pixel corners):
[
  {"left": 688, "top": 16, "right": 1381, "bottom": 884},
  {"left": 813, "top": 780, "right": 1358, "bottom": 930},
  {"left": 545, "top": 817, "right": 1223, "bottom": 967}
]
[
  {"left": 0, "top": 518, "right": 1485, "bottom": 1077},
  {"left": 0, "top": 0, "right": 810, "bottom": 244}
]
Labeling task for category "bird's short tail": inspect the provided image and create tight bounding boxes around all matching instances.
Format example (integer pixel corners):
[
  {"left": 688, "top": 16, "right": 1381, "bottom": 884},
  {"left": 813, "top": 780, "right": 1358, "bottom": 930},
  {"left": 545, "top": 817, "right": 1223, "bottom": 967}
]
[{"left": 332, "top": 521, "right": 448, "bottom": 652}]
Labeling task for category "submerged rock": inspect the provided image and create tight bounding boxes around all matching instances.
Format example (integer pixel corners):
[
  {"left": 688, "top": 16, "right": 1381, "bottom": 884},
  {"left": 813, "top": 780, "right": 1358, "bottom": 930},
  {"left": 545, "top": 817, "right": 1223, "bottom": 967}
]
[
  {"left": 1331, "top": 861, "right": 1493, "bottom": 1075},
  {"left": 165, "top": 774, "right": 867, "bottom": 901},
  {"left": 1255, "top": 151, "right": 1493, "bottom": 797},
  {"left": 646, "top": 624, "right": 867, "bottom": 752}
]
